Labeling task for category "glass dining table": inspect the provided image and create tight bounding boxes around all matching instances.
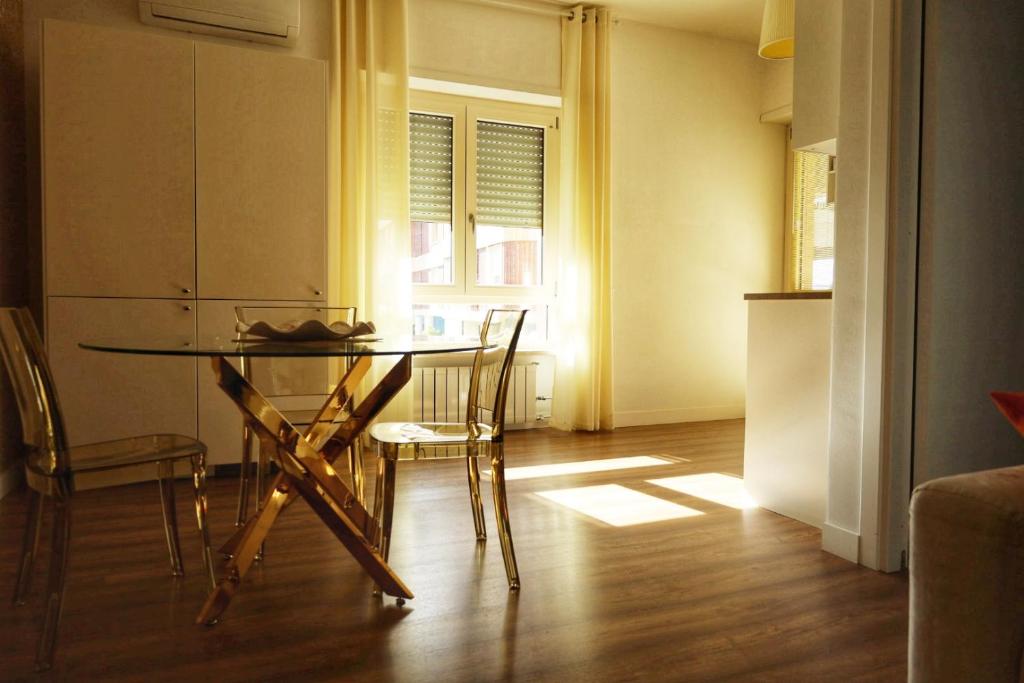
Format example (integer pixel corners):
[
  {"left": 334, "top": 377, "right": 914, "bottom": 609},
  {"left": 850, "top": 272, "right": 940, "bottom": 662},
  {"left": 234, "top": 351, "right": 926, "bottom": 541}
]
[{"left": 79, "top": 334, "right": 491, "bottom": 624}]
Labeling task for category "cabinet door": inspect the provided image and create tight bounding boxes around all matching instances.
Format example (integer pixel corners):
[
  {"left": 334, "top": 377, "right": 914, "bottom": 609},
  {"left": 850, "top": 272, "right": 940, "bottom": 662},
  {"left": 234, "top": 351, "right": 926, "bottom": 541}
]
[
  {"left": 196, "top": 299, "right": 331, "bottom": 465},
  {"left": 195, "top": 43, "right": 326, "bottom": 301},
  {"left": 47, "top": 297, "right": 198, "bottom": 448},
  {"left": 42, "top": 20, "right": 195, "bottom": 299}
]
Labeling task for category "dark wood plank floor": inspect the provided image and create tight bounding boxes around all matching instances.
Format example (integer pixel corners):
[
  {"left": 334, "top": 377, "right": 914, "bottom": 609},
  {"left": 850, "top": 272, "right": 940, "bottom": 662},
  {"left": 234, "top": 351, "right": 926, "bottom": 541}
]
[{"left": 0, "top": 420, "right": 908, "bottom": 681}]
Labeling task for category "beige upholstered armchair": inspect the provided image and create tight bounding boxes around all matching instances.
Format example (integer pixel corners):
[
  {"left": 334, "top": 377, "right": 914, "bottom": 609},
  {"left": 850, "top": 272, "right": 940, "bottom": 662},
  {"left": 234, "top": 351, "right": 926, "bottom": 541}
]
[{"left": 909, "top": 465, "right": 1024, "bottom": 682}]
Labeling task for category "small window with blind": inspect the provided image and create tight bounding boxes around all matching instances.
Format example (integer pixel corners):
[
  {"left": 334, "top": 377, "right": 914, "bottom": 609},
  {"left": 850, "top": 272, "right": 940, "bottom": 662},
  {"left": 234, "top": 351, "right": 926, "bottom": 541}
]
[
  {"left": 408, "top": 93, "right": 558, "bottom": 343},
  {"left": 789, "top": 149, "right": 835, "bottom": 291}
]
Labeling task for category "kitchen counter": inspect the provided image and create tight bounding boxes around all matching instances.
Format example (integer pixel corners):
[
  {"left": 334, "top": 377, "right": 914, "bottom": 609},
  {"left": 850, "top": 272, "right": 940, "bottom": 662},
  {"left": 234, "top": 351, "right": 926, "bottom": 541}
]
[{"left": 743, "top": 293, "right": 832, "bottom": 528}]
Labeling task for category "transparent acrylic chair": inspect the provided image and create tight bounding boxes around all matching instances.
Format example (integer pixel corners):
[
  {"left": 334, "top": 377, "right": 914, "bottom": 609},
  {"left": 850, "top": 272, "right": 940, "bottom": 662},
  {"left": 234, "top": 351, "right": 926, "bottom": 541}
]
[
  {"left": 232, "top": 306, "right": 363, "bottom": 535},
  {"left": 368, "top": 308, "right": 528, "bottom": 592},
  {"left": 0, "top": 307, "right": 215, "bottom": 671}
]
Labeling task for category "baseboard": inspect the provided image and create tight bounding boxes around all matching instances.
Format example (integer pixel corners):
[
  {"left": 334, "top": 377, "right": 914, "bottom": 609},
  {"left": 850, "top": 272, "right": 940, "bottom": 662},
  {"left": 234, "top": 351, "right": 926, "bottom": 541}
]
[
  {"left": 213, "top": 463, "right": 243, "bottom": 477},
  {"left": 822, "top": 522, "right": 860, "bottom": 563},
  {"left": 614, "top": 405, "right": 745, "bottom": 428},
  {"left": 0, "top": 465, "right": 22, "bottom": 500}
]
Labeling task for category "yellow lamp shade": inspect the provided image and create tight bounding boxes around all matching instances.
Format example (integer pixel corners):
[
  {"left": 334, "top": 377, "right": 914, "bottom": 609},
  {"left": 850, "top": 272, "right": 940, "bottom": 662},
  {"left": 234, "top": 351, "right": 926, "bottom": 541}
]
[{"left": 758, "top": 0, "right": 795, "bottom": 59}]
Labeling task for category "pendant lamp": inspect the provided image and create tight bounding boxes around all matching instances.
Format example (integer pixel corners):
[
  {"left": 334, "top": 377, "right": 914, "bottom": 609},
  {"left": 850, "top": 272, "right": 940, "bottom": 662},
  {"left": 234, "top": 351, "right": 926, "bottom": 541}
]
[{"left": 758, "top": 0, "right": 795, "bottom": 59}]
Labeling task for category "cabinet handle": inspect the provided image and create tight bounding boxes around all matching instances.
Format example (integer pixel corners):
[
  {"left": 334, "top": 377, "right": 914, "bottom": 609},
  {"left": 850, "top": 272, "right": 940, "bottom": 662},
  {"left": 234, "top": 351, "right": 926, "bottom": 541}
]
[
  {"left": 183, "top": 305, "right": 192, "bottom": 311},
  {"left": 181, "top": 287, "right": 192, "bottom": 294},
  {"left": 314, "top": 289, "right": 323, "bottom": 296}
]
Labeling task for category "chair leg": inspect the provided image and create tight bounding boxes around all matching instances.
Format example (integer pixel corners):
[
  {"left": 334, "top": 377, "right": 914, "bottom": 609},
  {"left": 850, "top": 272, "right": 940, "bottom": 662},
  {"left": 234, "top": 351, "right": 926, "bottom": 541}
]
[
  {"left": 235, "top": 423, "right": 253, "bottom": 528},
  {"left": 348, "top": 440, "right": 365, "bottom": 506},
  {"left": 371, "top": 443, "right": 398, "bottom": 598},
  {"left": 489, "top": 446, "right": 520, "bottom": 590},
  {"left": 254, "top": 440, "right": 270, "bottom": 562},
  {"left": 371, "top": 444, "right": 385, "bottom": 545},
  {"left": 35, "top": 498, "right": 71, "bottom": 672},
  {"left": 190, "top": 453, "right": 217, "bottom": 593},
  {"left": 13, "top": 489, "right": 44, "bottom": 606},
  {"left": 466, "top": 452, "right": 487, "bottom": 541},
  {"left": 377, "top": 445, "right": 398, "bottom": 562},
  {"left": 157, "top": 461, "right": 184, "bottom": 577}
]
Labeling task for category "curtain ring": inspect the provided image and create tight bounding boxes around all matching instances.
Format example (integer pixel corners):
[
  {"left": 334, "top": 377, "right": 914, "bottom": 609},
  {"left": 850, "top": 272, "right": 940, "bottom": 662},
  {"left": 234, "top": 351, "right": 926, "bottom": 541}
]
[{"left": 568, "top": 10, "right": 575, "bottom": 20}]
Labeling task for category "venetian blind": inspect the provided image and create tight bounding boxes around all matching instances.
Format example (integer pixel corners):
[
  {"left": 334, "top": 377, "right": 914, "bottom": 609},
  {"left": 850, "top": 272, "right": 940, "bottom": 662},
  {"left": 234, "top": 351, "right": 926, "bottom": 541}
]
[
  {"left": 791, "top": 150, "right": 835, "bottom": 290},
  {"left": 409, "top": 112, "right": 454, "bottom": 223},
  {"left": 475, "top": 120, "right": 544, "bottom": 228}
]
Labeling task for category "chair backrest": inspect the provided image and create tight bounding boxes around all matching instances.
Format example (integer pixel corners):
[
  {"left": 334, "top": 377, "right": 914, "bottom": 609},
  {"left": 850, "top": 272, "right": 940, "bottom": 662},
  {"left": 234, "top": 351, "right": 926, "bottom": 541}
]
[
  {"left": 0, "top": 307, "right": 70, "bottom": 474},
  {"left": 235, "top": 305, "right": 357, "bottom": 397},
  {"left": 466, "top": 309, "right": 528, "bottom": 441}
]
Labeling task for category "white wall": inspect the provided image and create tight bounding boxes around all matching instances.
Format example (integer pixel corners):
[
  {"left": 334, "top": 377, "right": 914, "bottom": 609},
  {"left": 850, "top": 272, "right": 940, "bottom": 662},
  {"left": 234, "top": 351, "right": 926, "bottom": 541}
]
[
  {"left": 760, "top": 58, "right": 794, "bottom": 122},
  {"left": 1, "top": 0, "right": 28, "bottom": 498},
  {"left": 611, "top": 21, "right": 786, "bottom": 428},
  {"left": 792, "top": 0, "right": 842, "bottom": 153},
  {"left": 21, "top": 4, "right": 786, "bottom": 440},
  {"left": 408, "top": 0, "right": 560, "bottom": 95},
  {"left": 912, "top": 0, "right": 1024, "bottom": 484}
]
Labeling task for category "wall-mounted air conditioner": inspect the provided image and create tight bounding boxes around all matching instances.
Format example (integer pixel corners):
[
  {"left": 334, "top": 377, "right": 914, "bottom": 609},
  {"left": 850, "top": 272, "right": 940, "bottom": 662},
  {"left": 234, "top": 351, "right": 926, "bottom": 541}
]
[{"left": 139, "top": 0, "right": 299, "bottom": 46}]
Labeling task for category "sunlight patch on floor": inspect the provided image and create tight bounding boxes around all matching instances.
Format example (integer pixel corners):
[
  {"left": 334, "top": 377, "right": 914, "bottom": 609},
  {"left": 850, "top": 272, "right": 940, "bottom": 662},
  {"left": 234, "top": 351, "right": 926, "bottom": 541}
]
[
  {"left": 647, "top": 473, "right": 759, "bottom": 510},
  {"left": 486, "top": 455, "right": 674, "bottom": 481},
  {"left": 535, "top": 484, "right": 704, "bottom": 527}
]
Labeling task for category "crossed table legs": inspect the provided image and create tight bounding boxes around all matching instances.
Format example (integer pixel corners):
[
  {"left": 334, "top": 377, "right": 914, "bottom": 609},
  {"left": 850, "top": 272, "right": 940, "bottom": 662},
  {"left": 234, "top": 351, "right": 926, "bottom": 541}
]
[{"left": 196, "top": 353, "right": 414, "bottom": 625}]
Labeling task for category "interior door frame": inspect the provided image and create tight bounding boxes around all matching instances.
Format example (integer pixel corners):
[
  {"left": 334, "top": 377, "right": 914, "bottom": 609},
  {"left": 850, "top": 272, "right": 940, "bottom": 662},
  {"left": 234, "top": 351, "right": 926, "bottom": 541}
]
[{"left": 877, "top": 0, "right": 924, "bottom": 571}]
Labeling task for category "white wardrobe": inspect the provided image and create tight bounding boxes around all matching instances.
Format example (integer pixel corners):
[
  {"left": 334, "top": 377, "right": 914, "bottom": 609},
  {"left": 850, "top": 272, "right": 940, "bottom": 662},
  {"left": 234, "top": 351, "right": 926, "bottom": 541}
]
[{"left": 41, "top": 19, "right": 327, "bottom": 473}]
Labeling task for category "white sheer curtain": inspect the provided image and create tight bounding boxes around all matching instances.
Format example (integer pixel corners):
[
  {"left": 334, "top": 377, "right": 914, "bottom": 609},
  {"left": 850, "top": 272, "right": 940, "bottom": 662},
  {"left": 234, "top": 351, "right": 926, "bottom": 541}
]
[
  {"left": 551, "top": 6, "right": 614, "bottom": 431},
  {"left": 329, "top": 0, "right": 412, "bottom": 419}
]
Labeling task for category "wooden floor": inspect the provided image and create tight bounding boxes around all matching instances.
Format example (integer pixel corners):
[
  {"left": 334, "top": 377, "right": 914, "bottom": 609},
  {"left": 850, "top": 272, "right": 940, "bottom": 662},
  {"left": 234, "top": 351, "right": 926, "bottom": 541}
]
[{"left": 0, "top": 420, "right": 908, "bottom": 681}]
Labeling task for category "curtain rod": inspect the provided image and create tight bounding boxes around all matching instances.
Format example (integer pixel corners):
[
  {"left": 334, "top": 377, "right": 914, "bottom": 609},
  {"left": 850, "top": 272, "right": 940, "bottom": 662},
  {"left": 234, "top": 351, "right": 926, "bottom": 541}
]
[{"left": 464, "top": 0, "right": 575, "bottom": 19}]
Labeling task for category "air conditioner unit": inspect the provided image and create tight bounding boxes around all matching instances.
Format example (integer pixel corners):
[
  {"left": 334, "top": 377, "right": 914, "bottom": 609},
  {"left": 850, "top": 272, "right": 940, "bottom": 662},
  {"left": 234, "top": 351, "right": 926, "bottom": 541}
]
[{"left": 139, "top": 0, "right": 299, "bottom": 46}]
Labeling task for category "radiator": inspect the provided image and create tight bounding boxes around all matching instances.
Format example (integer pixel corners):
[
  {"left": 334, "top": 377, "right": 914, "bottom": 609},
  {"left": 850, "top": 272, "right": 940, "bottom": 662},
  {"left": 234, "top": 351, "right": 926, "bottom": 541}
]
[{"left": 413, "top": 361, "right": 540, "bottom": 428}]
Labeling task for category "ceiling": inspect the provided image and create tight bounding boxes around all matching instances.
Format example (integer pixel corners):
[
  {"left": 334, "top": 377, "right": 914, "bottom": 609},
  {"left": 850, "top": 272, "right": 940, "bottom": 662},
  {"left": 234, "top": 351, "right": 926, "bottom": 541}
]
[{"left": 552, "top": 0, "right": 765, "bottom": 45}]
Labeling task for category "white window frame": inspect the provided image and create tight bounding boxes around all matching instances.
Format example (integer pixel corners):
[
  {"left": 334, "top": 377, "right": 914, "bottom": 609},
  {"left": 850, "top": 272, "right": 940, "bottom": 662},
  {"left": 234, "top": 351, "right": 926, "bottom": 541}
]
[{"left": 409, "top": 91, "right": 559, "bottom": 306}]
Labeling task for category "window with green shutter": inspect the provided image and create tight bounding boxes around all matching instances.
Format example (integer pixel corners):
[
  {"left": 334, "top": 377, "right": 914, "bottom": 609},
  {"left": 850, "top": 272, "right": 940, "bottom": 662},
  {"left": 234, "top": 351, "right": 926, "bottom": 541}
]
[
  {"left": 473, "top": 120, "right": 545, "bottom": 287},
  {"left": 409, "top": 112, "right": 455, "bottom": 284}
]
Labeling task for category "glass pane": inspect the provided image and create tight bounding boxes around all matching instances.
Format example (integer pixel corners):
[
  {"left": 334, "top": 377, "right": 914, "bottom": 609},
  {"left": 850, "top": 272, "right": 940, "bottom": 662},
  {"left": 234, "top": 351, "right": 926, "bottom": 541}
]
[
  {"left": 410, "top": 112, "right": 454, "bottom": 285},
  {"left": 475, "top": 225, "right": 542, "bottom": 287},
  {"left": 475, "top": 118, "right": 544, "bottom": 288},
  {"left": 412, "top": 221, "right": 453, "bottom": 284},
  {"left": 412, "top": 303, "right": 548, "bottom": 345}
]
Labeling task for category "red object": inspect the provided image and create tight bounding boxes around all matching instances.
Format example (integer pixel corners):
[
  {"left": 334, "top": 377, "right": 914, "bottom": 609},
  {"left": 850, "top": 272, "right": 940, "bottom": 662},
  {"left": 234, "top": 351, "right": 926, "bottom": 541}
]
[{"left": 990, "top": 391, "right": 1024, "bottom": 438}]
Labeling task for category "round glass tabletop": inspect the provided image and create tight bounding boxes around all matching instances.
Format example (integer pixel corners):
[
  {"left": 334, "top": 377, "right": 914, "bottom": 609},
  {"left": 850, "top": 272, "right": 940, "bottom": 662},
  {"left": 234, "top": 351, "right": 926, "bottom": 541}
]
[{"left": 79, "top": 336, "right": 492, "bottom": 358}]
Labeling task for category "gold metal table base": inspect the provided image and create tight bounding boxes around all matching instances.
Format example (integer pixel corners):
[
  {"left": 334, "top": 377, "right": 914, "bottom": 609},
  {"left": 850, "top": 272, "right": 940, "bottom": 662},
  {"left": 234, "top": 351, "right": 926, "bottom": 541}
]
[
  {"left": 196, "top": 354, "right": 414, "bottom": 625},
  {"left": 216, "top": 354, "right": 373, "bottom": 560}
]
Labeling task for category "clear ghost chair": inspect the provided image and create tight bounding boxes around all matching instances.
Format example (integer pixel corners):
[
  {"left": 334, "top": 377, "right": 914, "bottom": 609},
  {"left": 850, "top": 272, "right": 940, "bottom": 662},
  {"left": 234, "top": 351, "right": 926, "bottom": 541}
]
[
  {"left": 231, "top": 306, "right": 363, "bottom": 542},
  {"left": 368, "top": 308, "right": 528, "bottom": 593},
  {"left": 0, "top": 307, "right": 214, "bottom": 671}
]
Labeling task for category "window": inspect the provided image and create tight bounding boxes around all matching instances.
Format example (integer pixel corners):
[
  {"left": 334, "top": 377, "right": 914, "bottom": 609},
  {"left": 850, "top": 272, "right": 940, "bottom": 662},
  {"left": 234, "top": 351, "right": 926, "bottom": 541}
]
[
  {"left": 787, "top": 149, "right": 835, "bottom": 291},
  {"left": 410, "top": 112, "right": 456, "bottom": 285},
  {"left": 409, "top": 93, "right": 558, "bottom": 343}
]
